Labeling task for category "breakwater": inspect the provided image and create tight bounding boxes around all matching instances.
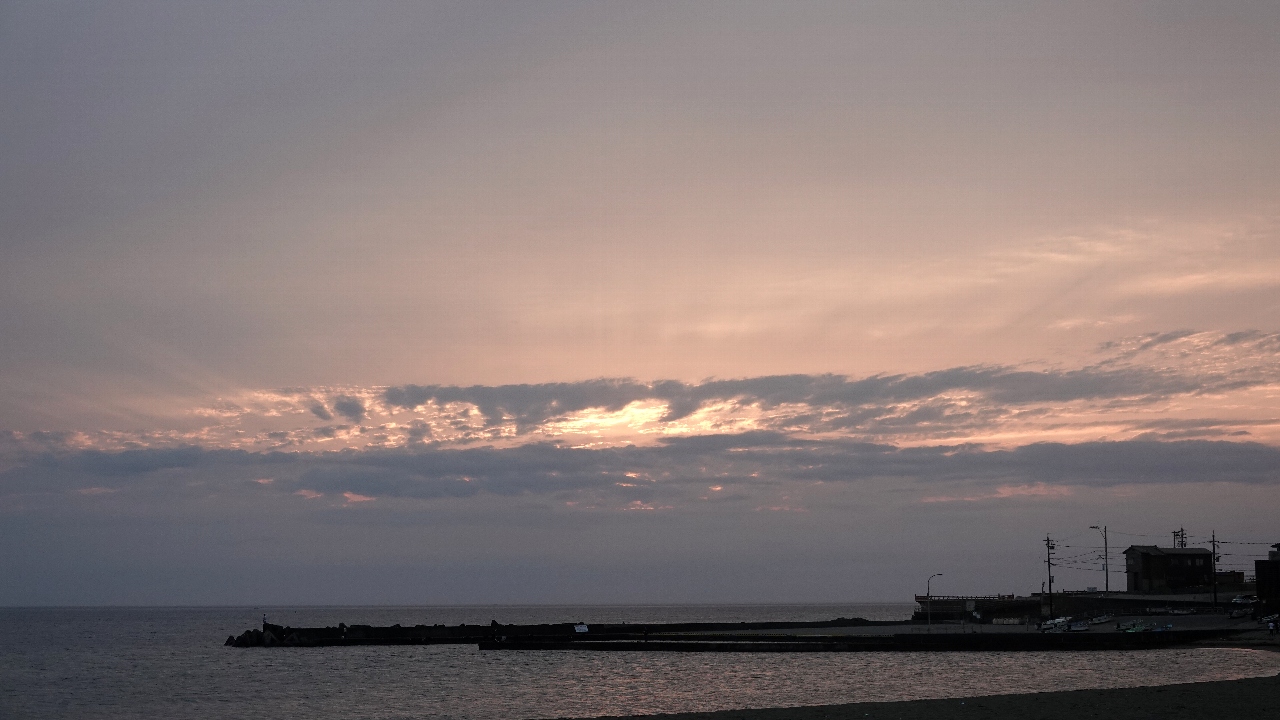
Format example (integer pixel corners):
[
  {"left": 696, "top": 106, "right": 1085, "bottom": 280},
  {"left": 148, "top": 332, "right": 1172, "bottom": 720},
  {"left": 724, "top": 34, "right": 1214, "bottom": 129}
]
[
  {"left": 226, "top": 617, "right": 900, "bottom": 647},
  {"left": 226, "top": 617, "right": 1240, "bottom": 651}
]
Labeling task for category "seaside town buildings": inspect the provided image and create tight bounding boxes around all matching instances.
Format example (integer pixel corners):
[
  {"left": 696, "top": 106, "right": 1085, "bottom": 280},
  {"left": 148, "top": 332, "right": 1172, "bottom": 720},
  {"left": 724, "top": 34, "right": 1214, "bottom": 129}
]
[{"left": 912, "top": 541, "right": 1277, "bottom": 624}]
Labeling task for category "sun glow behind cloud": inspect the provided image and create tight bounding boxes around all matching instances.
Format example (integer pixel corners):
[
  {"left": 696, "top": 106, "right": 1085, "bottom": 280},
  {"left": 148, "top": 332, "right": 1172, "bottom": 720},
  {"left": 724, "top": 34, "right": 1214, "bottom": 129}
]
[{"left": 4, "top": 331, "right": 1277, "bottom": 459}]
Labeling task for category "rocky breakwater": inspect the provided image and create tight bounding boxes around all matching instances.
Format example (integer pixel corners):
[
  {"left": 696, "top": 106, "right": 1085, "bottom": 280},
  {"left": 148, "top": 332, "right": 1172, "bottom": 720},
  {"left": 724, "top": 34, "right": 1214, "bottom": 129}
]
[
  {"left": 225, "top": 619, "right": 608, "bottom": 647},
  {"left": 226, "top": 621, "right": 444, "bottom": 647},
  {"left": 225, "top": 617, "right": 899, "bottom": 648},
  {"left": 227, "top": 622, "right": 331, "bottom": 647}
]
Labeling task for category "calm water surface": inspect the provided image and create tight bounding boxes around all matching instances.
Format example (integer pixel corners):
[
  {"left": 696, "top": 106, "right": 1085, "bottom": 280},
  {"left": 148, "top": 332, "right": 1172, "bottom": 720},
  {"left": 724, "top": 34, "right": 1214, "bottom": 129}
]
[{"left": 2, "top": 605, "right": 1277, "bottom": 719}]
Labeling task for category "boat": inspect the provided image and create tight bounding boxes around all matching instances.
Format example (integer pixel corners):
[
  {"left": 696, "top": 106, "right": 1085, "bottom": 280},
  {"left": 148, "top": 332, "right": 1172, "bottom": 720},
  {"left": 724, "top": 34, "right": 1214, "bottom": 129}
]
[{"left": 1041, "top": 617, "right": 1072, "bottom": 631}]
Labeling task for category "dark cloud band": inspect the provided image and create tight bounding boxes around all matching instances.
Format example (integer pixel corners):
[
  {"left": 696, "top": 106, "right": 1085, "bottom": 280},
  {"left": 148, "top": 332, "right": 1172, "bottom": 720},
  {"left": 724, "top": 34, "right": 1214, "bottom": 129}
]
[{"left": 5, "top": 437, "right": 1277, "bottom": 506}]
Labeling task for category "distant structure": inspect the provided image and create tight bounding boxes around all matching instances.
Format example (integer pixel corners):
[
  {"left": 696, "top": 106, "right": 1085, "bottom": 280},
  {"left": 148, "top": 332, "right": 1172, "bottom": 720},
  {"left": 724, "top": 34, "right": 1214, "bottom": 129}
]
[
  {"left": 910, "top": 594, "right": 1040, "bottom": 624},
  {"left": 1123, "top": 545, "right": 1213, "bottom": 592},
  {"left": 1256, "top": 544, "right": 1280, "bottom": 614}
]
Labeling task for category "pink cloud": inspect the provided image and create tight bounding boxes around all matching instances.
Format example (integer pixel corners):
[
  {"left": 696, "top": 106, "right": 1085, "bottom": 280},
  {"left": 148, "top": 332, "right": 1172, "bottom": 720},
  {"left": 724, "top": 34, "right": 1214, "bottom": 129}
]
[
  {"left": 922, "top": 482, "right": 1073, "bottom": 503},
  {"left": 294, "top": 489, "right": 323, "bottom": 499},
  {"left": 622, "top": 500, "right": 672, "bottom": 511},
  {"left": 992, "top": 483, "right": 1073, "bottom": 499},
  {"left": 342, "top": 492, "right": 375, "bottom": 503}
]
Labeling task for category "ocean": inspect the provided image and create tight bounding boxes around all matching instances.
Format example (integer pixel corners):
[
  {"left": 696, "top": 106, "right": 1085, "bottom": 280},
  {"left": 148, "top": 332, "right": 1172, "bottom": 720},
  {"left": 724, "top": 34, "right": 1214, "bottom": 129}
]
[{"left": 2, "top": 605, "right": 1277, "bottom": 719}]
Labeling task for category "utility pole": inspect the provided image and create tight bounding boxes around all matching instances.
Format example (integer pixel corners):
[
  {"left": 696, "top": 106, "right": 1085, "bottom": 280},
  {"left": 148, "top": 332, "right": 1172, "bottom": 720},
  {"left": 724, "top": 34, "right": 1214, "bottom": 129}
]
[
  {"left": 1045, "top": 535, "right": 1056, "bottom": 618},
  {"left": 1091, "top": 525, "right": 1109, "bottom": 593},
  {"left": 1171, "top": 527, "right": 1187, "bottom": 549},
  {"left": 1211, "top": 530, "right": 1219, "bottom": 610},
  {"left": 927, "top": 573, "right": 943, "bottom": 627}
]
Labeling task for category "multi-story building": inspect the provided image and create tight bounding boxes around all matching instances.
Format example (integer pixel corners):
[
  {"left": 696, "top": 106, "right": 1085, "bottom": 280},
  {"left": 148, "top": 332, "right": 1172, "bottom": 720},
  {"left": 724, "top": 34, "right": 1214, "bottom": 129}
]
[
  {"left": 1256, "top": 543, "right": 1280, "bottom": 613},
  {"left": 1123, "top": 545, "right": 1213, "bottom": 592}
]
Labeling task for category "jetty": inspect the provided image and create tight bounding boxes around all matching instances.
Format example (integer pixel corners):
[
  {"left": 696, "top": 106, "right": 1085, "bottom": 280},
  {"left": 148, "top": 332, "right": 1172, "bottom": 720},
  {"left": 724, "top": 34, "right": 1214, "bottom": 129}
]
[
  {"left": 226, "top": 614, "right": 1251, "bottom": 652},
  {"left": 226, "top": 616, "right": 901, "bottom": 648}
]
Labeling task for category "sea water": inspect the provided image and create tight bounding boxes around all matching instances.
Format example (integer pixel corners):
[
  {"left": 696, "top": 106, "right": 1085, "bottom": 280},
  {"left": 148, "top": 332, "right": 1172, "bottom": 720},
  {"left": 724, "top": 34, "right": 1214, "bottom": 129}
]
[{"left": 2, "top": 605, "right": 1277, "bottom": 719}]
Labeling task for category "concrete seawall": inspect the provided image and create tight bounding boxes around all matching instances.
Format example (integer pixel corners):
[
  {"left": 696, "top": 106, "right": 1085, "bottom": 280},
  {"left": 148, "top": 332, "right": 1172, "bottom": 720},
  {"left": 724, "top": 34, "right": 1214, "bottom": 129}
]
[{"left": 478, "top": 628, "right": 1235, "bottom": 652}]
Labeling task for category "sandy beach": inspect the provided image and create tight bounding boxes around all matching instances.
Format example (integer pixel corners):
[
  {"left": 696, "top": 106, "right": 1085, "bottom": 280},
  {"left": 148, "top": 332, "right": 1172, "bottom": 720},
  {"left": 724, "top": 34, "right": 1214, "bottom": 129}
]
[
  {"left": 585, "top": 671, "right": 1280, "bottom": 720},
  {"left": 586, "top": 638, "right": 1280, "bottom": 720}
]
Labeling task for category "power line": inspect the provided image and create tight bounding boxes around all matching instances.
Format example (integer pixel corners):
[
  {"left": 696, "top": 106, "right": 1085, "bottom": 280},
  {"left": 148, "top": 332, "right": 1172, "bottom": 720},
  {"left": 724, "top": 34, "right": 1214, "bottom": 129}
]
[
  {"left": 1048, "top": 526, "right": 1275, "bottom": 591},
  {"left": 1094, "top": 529, "right": 1274, "bottom": 546}
]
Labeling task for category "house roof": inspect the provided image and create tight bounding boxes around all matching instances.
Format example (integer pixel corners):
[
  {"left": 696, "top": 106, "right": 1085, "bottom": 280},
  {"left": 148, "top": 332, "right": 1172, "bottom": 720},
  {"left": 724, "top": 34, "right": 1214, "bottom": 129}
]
[{"left": 1123, "top": 545, "right": 1212, "bottom": 556}]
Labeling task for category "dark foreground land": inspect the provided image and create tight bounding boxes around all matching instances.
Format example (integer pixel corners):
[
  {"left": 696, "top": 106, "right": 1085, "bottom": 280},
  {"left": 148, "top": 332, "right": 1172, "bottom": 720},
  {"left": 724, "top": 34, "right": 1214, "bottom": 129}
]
[{"left": 584, "top": 671, "right": 1280, "bottom": 720}]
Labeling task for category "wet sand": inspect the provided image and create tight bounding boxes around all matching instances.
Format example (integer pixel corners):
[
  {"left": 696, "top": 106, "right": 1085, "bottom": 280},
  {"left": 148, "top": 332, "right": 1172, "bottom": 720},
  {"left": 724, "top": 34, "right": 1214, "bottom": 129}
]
[{"left": 588, "top": 664, "right": 1280, "bottom": 720}]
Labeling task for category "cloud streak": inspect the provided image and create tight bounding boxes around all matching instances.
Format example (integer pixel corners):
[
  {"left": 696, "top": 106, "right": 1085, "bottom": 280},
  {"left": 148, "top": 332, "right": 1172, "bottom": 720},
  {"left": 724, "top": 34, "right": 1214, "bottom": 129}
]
[{"left": 5, "top": 330, "right": 1277, "bottom": 457}]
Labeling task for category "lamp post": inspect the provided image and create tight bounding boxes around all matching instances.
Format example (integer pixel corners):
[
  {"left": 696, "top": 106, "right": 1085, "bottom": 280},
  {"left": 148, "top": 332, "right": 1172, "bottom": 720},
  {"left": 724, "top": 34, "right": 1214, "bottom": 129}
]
[
  {"left": 927, "top": 573, "right": 943, "bottom": 626},
  {"left": 1090, "top": 525, "right": 1109, "bottom": 593}
]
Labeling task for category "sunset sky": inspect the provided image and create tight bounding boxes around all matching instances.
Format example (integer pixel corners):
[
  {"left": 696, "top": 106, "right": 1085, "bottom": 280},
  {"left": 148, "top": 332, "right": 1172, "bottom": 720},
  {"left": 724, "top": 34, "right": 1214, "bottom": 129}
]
[{"left": 3, "top": 2, "right": 1279, "bottom": 605}]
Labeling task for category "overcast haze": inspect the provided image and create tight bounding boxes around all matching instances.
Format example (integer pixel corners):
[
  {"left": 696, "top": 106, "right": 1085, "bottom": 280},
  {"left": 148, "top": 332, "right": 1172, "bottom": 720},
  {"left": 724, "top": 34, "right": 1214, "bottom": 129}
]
[{"left": 3, "top": 1, "right": 1279, "bottom": 605}]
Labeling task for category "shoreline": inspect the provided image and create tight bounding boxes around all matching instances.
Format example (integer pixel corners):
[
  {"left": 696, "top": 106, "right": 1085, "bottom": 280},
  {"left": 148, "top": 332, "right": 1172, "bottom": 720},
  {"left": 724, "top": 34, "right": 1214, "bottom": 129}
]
[{"left": 581, "top": 647, "right": 1280, "bottom": 720}]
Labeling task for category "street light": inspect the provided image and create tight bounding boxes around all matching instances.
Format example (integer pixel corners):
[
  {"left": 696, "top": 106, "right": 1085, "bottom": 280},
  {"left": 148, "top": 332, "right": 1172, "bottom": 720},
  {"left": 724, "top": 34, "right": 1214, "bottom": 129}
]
[
  {"left": 1090, "top": 525, "right": 1109, "bottom": 593},
  {"left": 927, "top": 573, "right": 943, "bottom": 626}
]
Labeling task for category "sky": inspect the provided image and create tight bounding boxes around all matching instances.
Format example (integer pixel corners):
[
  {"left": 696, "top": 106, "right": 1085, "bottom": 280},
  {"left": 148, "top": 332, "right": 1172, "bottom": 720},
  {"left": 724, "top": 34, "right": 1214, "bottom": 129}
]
[{"left": 2, "top": 1, "right": 1279, "bottom": 606}]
